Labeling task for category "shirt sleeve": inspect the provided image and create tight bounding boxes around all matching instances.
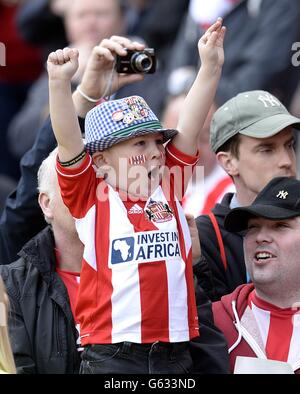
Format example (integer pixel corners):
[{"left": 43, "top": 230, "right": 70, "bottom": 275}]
[
  {"left": 56, "top": 153, "right": 97, "bottom": 219},
  {"left": 164, "top": 142, "right": 200, "bottom": 201},
  {"left": 165, "top": 143, "right": 200, "bottom": 168}
]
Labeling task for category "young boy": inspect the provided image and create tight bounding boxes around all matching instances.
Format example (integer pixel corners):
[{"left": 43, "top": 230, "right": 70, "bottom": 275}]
[{"left": 47, "top": 21, "right": 225, "bottom": 374}]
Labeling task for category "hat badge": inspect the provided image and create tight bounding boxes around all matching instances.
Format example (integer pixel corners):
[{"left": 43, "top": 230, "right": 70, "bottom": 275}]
[
  {"left": 276, "top": 190, "right": 289, "bottom": 199},
  {"left": 111, "top": 96, "right": 150, "bottom": 124}
]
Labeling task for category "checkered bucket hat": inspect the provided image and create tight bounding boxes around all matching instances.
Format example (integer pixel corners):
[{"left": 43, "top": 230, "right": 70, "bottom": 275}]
[{"left": 84, "top": 95, "right": 178, "bottom": 154}]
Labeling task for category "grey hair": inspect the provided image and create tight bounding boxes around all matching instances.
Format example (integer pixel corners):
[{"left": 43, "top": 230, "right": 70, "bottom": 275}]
[{"left": 37, "top": 148, "right": 59, "bottom": 223}]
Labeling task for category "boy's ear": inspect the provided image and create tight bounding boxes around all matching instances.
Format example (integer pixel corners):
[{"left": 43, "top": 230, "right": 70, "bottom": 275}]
[
  {"left": 92, "top": 152, "right": 109, "bottom": 167},
  {"left": 216, "top": 151, "right": 239, "bottom": 177},
  {"left": 92, "top": 152, "right": 113, "bottom": 179}
]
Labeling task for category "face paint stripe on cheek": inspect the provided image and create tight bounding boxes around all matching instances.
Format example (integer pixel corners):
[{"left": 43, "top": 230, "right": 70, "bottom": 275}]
[{"left": 129, "top": 154, "right": 147, "bottom": 165}]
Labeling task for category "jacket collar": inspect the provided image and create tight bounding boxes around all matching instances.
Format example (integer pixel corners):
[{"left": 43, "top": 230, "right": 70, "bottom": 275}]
[
  {"left": 18, "top": 226, "right": 76, "bottom": 324},
  {"left": 18, "top": 226, "right": 56, "bottom": 285},
  {"left": 212, "top": 192, "right": 235, "bottom": 218}
]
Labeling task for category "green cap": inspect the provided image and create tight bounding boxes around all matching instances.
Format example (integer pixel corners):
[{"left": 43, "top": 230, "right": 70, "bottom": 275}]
[{"left": 210, "top": 90, "right": 300, "bottom": 153}]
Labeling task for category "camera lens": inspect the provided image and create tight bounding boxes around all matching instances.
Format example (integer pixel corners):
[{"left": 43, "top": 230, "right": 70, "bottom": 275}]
[{"left": 132, "top": 53, "right": 153, "bottom": 73}]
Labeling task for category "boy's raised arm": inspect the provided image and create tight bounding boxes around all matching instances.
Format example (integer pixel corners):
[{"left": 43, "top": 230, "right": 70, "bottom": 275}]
[
  {"left": 48, "top": 47, "right": 84, "bottom": 163},
  {"left": 173, "top": 18, "right": 226, "bottom": 156},
  {"left": 47, "top": 37, "right": 146, "bottom": 165}
]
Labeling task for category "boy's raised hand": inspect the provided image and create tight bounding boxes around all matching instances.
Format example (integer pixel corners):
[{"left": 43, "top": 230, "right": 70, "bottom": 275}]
[
  {"left": 47, "top": 47, "right": 79, "bottom": 81},
  {"left": 198, "top": 18, "right": 226, "bottom": 72},
  {"left": 173, "top": 18, "right": 225, "bottom": 158}
]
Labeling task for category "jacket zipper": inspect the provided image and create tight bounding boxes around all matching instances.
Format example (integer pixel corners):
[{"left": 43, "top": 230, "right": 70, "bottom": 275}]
[{"left": 54, "top": 303, "right": 62, "bottom": 356}]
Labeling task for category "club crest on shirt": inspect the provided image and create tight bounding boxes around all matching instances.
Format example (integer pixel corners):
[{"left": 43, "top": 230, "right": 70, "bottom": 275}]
[{"left": 145, "top": 199, "right": 173, "bottom": 223}]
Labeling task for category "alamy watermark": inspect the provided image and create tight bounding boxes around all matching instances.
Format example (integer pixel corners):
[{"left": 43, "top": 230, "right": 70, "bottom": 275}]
[
  {"left": 291, "top": 42, "right": 300, "bottom": 67},
  {"left": 0, "top": 42, "right": 6, "bottom": 66},
  {"left": 95, "top": 159, "right": 205, "bottom": 203}
]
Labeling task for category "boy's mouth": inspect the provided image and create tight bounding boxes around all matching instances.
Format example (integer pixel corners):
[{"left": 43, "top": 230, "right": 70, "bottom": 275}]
[
  {"left": 147, "top": 166, "right": 161, "bottom": 180},
  {"left": 148, "top": 169, "right": 154, "bottom": 179}
]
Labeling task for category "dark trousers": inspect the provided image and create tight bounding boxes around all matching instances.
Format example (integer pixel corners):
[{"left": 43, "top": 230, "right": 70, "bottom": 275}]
[{"left": 80, "top": 341, "right": 192, "bottom": 374}]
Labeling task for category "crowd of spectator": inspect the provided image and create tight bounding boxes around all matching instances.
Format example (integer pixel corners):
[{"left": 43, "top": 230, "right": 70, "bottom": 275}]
[{"left": 1, "top": 0, "right": 300, "bottom": 375}]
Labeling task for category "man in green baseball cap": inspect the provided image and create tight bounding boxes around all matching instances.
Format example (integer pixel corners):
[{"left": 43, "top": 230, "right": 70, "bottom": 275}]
[
  {"left": 195, "top": 90, "right": 300, "bottom": 301},
  {"left": 210, "top": 90, "right": 300, "bottom": 154}
]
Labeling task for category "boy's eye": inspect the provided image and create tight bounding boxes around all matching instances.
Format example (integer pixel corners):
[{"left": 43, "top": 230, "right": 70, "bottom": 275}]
[
  {"left": 156, "top": 139, "right": 164, "bottom": 145},
  {"left": 135, "top": 140, "right": 145, "bottom": 146}
]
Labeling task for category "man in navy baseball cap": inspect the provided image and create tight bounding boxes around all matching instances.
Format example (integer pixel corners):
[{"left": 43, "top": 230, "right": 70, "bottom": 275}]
[
  {"left": 224, "top": 176, "right": 300, "bottom": 232},
  {"left": 213, "top": 176, "right": 300, "bottom": 374}
]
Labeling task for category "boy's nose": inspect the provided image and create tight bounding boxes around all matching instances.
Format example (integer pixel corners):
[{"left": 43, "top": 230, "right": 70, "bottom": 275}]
[{"left": 149, "top": 145, "right": 163, "bottom": 160}]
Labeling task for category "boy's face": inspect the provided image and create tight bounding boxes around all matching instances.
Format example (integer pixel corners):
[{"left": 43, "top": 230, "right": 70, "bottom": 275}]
[{"left": 98, "top": 133, "right": 166, "bottom": 199}]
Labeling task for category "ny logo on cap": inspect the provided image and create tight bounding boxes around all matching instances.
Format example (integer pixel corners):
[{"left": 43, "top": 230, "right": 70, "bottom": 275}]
[
  {"left": 276, "top": 190, "right": 289, "bottom": 199},
  {"left": 258, "top": 93, "right": 281, "bottom": 108}
]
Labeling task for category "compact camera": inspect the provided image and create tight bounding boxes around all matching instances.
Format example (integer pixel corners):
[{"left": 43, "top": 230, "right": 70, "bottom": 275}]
[{"left": 116, "top": 48, "right": 156, "bottom": 74}]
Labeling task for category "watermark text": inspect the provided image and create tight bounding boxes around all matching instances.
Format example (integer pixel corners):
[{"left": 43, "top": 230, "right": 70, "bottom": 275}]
[
  {"left": 95, "top": 160, "right": 205, "bottom": 203},
  {"left": 291, "top": 42, "right": 300, "bottom": 67}
]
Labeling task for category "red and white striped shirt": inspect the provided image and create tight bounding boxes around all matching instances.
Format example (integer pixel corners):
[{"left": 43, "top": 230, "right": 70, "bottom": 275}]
[
  {"left": 182, "top": 164, "right": 235, "bottom": 217},
  {"left": 56, "top": 143, "right": 200, "bottom": 345},
  {"left": 249, "top": 290, "right": 300, "bottom": 365}
]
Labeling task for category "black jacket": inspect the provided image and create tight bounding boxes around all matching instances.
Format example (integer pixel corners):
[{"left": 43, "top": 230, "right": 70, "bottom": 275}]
[
  {"left": 190, "top": 282, "right": 229, "bottom": 373},
  {"left": 0, "top": 226, "right": 81, "bottom": 374},
  {"left": 196, "top": 193, "right": 246, "bottom": 301}
]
